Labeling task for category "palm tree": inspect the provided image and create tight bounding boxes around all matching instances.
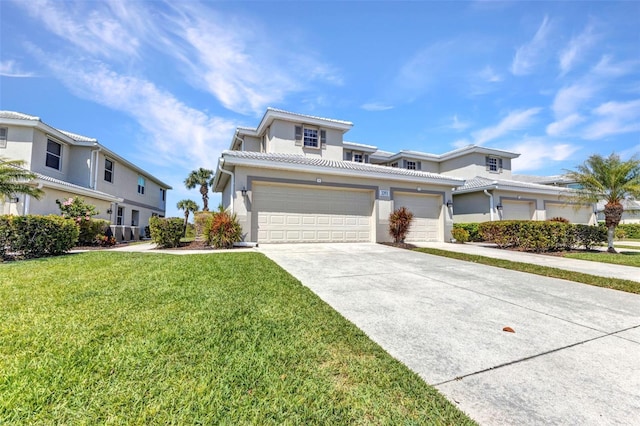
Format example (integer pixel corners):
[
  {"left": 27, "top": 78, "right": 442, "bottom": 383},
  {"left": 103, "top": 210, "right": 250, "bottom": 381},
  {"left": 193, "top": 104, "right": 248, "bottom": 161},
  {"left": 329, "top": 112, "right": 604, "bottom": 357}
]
[
  {"left": 184, "top": 168, "right": 214, "bottom": 211},
  {"left": 0, "top": 157, "right": 44, "bottom": 201},
  {"left": 565, "top": 153, "right": 640, "bottom": 253},
  {"left": 176, "top": 199, "right": 199, "bottom": 236}
]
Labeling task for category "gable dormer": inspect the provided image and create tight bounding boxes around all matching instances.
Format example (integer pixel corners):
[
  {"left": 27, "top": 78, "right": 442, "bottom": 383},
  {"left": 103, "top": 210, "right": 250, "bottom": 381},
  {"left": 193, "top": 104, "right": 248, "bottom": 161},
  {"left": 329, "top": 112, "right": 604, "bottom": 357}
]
[{"left": 342, "top": 141, "right": 377, "bottom": 163}]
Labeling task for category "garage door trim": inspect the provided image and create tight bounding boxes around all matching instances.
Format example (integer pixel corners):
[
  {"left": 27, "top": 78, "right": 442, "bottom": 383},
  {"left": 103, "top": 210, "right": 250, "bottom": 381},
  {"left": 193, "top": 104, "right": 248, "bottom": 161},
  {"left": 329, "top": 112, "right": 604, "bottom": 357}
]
[
  {"left": 390, "top": 187, "right": 445, "bottom": 200},
  {"left": 248, "top": 176, "right": 379, "bottom": 198}
]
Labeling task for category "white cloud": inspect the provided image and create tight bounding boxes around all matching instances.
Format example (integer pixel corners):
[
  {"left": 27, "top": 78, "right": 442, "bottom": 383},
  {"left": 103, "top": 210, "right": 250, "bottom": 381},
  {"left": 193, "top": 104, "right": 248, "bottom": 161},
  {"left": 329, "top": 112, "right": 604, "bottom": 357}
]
[
  {"left": 509, "top": 139, "right": 580, "bottom": 171},
  {"left": 162, "top": 4, "right": 342, "bottom": 116},
  {"left": 361, "top": 103, "right": 394, "bottom": 111},
  {"left": 452, "top": 138, "right": 471, "bottom": 148},
  {"left": 584, "top": 99, "right": 640, "bottom": 140},
  {"left": 559, "top": 23, "right": 597, "bottom": 75},
  {"left": 0, "top": 60, "right": 35, "bottom": 77},
  {"left": 478, "top": 65, "right": 502, "bottom": 83},
  {"left": 551, "top": 83, "right": 597, "bottom": 118},
  {"left": 37, "top": 55, "right": 236, "bottom": 170},
  {"left": 546, "top": 113, "right": 585, "bottom": 136},
  {"left": 472, "top": 108, "right": 542, "bottom": 145},
  {"left": 592, "top": 55, "right": 638, "bottom": 77},
  {"left": 511, "top": 15, "right": 553, "bottom": 76},
  {"left": 449, "top": 115, "right": 471, "bottom": 131},
  {"left": 13, "top": 0, "right": 144, "bottom": 59}
]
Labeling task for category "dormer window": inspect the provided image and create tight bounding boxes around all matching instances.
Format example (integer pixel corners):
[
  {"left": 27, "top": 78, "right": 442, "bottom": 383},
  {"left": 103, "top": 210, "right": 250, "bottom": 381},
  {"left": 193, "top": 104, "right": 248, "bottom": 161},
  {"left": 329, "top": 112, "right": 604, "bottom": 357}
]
[
  {"left": 295, "top": 125, "right": 326, "bottom": 149},
  {"left": 390, "top": 162, "right": 398, "bottom": 168},
  {"left": 304, "top": 128, "right": 318, "bottom": 148},
  {"left": 486, "top": 156, "right": 503, "bottom": 173},
  {"left": 353, "top": 154, "right": 363, "bottom": 163},
  {"left": 407, "top": 161, "right": 417, "bottom": 170}
]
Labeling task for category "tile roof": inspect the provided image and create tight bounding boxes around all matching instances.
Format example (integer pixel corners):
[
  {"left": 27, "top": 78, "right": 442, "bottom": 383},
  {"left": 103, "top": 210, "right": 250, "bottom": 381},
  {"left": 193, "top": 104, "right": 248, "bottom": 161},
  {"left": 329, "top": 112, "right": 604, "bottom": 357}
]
[
  {"left": 34, "top": 172, "right": 117, "bottom": 198},
  {"left": 58, "top": 129, "right": 97, "bottom": 143},
  {"left": 266, "top": 107, "right": 353, "bottom": 126},
  {"left": 455, "top": 176, "right": 574, "bottom": 193},
  {"left": 0, "top": 111, "right": 40, "bottom": 121},
  {"left": 222, "top": 150, "right": 464, "bottom": 183},
  {"left": 511, "top": 174, "right": 573, "bottom": 184}
]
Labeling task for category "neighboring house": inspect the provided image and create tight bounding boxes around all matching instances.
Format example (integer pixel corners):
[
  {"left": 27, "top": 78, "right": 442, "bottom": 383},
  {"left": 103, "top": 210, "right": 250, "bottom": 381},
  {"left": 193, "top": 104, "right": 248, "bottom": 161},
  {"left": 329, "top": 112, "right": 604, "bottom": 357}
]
[
  {"left": 596, "top": 199, "right": 640, "bottom": 224},
  {"left": 0, "top": 111, "right": 172, "bottom": 240},
  {"left": 213, "top": 108, "right": 594, "bottom": 244}
]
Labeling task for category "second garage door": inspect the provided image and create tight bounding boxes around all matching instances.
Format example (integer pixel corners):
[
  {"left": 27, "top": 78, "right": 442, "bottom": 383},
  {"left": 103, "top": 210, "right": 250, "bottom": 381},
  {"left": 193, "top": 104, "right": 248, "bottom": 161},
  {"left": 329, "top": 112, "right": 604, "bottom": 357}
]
[
  {"left": 502, "top": 201, "right": 534, "bottom": 220},
  {"left": 393, "top": 192, "right": 442, "bottom": 242},
  {"left": 252, "top": 183, "right": 374, "bottom": 243},
  {"left": 546, "top": 203, "right": 592, "bottom": 224}
]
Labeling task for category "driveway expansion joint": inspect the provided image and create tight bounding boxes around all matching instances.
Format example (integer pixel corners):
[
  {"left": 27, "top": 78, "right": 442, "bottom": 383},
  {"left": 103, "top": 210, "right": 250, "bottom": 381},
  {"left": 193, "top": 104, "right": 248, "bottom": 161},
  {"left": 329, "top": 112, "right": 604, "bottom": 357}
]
[{"left": 433, "top": 323, "right": 640, "bottom": 387}]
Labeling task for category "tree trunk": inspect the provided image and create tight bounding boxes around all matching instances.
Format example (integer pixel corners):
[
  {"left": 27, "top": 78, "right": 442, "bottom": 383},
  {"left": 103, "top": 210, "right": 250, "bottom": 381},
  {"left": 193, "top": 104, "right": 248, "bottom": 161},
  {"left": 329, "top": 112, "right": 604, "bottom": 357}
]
[
  {"left": 607, "top": 225, "right": 617, "bottom": 253},
  {"left": 183, "top": 212, "right": 189, "bottom": 237},
  {"left": 201, "top": 185, "right": 209, "bottom": 211}
]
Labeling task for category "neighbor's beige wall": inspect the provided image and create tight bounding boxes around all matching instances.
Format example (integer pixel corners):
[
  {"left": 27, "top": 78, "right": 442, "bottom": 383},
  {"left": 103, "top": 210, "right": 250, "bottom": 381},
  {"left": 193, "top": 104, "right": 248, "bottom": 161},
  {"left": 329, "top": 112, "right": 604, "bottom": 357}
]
[
  {"left": 1, "top": 125, "right": 34, "bottom": 166},
  {"left": 26, "top": 187, "right": 112, "bottom": 219},
  {"left": 440, "top": 153, "right": 513, "bottom": 179}
]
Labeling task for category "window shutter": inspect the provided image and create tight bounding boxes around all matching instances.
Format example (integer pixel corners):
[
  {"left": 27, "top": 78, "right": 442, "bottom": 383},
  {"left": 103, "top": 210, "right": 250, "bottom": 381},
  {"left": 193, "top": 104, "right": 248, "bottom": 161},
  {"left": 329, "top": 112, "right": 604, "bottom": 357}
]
[
  {"left": 346, "top": 151, "right": 352, "bottom": 161},
  {"left": 403, "top": 159, "right": 407, "bottom": 168},
  {"left": 498, "top": 158, "right": 503, "bottom": 170},
  {"left": 0, "top": 127, "right": 7, "bottom": 148},
  {"left": 485, "top": 156, "right": 490, "bottom": 171},
  {"left": 417, "top": 161, "right": 421, "bottom": 170},
  {"left": 364, "top": 154, "right": 369, "bottom": 163},
  {"left": 320, "top": 130, "right": 326, "bottom": 146},
  {"left": 294, "top": 125, "right": 302, "bottom": 146}
]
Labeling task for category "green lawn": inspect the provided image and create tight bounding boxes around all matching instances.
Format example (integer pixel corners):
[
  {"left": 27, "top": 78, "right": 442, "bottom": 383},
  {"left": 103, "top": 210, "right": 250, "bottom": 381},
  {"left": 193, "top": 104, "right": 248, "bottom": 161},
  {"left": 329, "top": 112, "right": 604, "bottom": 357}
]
[
  {"left": 564, "top": 251, "right": 640, "bottom": 267},
  {"left": 0, "top": 252, "right": 474, "bottom": 425},
  {"left": 414, "top": 248, "right": 640, "bottom": 294}
]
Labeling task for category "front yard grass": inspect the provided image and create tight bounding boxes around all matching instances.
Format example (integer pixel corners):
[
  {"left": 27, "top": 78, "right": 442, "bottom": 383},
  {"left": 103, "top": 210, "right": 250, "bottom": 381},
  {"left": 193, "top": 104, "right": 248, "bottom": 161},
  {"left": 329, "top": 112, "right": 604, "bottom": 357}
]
[
  {"left": 564, "top": 251, "right": 640, "bottom": 267},
  {"left": 0, "top": 252, "right": 474, "bottom": 425},
  {"left": 414, "top": 248, "right": 640, "bottom": 295}
]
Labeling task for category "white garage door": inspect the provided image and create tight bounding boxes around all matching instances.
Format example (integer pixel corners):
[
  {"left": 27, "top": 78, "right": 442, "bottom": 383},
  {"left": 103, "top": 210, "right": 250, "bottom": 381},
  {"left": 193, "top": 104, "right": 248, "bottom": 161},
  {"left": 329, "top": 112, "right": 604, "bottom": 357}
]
[
  {"left": 502, "top": 201, "right": 534, "bottom": 220},
  {"left": 252, "top": 183, "right": 374, "bottom": 243},
  {"left": 393, "top": 192, "right": 441, "bottom": 242},
  {"left": 546, "top": 203, "right": 592, "bottom": 224}
]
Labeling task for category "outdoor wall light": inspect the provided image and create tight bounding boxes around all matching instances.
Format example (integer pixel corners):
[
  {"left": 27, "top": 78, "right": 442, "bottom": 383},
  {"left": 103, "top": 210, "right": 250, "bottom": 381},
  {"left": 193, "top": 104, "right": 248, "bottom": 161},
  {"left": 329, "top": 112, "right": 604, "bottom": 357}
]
[
  {"left": 106, "top": 208, "right": 113, "bottom": 215},
  {"left": 241, "top": 187, "right": 248, "bottom": 197},
  {"left": 496, "top": 204, "right": 503, "bottom": 211},
  {"left": 10, "top": 197, "right": 19, "bottom": 203},
  {"left": 446, "top": 200, "right": 453, "bottom": 208}
]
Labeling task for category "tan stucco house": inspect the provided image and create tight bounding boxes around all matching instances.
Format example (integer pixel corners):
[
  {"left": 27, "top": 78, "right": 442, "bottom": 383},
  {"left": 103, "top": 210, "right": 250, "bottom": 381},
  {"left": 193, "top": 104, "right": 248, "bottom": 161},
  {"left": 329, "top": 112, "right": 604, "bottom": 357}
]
[
  {"left": 0, "top": 111, "right": 172, "bottom": 240},
  {"left": 212, "top": 108, "right": 594, "bottom": 244}
]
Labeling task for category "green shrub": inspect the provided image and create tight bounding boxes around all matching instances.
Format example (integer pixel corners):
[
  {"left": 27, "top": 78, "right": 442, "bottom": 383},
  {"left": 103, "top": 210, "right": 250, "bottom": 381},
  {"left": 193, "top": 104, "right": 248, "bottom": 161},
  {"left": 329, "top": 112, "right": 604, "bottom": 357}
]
[
  {"left": 8, "top": 215, "right": 79, "bottom": 258},
  {"left": 389, "top": 207, "right": 414, "bottom": 243},
  {"left": 149, "top": 217, "right": 184, "bottom": 248},
  {"left": 548, "top": 216, "right": 569, "bottom": 223},
  {"left": 450, "top": 227, "right": 469, "bottom": 243},
  {"left": 618, "top": 223, "right": 640, "bottom": 239},
  {"left": 77, "top": 219, "right": 110, "bottom": 246},
  {"left": 479, "top": 220, "right": 606, "bottom": 252},
  {"left": 453, "top": 223, "right": 482, "bottom": 241},
  {"left": 574, "top": 224, "right": 607, "bottom": 249},
  {"left": 206, "top": 210, "right": 243, "bottom": 249},
  {"left": 193, "top": 211, "right": 214, "bottom": 241},
  {"left": 0, "top": 216, "right": 13, "bottom": 259},
  {"left": 614, "top": 227, "right": 626, "bottom": 240}
]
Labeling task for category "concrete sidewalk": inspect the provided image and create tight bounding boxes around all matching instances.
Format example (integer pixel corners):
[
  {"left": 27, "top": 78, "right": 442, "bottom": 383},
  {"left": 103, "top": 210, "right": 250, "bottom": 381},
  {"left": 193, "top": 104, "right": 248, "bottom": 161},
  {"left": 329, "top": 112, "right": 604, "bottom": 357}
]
[
  {"left": 259, "top": 243, "right": 640, "bottom": 425},
  {"left": 413, "top": 242, "right": 640, "bottom": 283}
]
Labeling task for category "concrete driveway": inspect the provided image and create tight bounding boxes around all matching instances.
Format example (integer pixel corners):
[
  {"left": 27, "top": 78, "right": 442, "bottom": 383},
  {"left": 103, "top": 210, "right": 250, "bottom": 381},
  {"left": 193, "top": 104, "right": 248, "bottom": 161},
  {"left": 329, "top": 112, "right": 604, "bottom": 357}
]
[{"left": 259, "top": 243, "right": 640, "bottom": 425}]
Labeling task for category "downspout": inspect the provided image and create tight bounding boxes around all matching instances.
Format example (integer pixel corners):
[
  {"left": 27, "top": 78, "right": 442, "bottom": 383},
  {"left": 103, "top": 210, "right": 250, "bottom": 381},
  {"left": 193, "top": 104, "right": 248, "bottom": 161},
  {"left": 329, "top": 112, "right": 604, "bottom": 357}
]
[
  {"left": 233, "top": 134, "right": 244, "bottom": 151},
  {"left": 91, "top": 145, "right": 101, "bottom": 190},
  {"left": 218, "top": 158, "right": 234, "bottom": 212},
  {"left": 483, "top": 189, "right": 495, "bottom": 221}
]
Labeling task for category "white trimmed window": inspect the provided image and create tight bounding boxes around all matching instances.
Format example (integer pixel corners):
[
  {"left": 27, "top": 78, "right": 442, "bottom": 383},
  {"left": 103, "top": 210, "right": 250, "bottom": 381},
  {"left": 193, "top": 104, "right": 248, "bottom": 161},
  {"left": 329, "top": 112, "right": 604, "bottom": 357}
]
[
  {"left": 390, "top": 162, "right": 398, "bottom": 168},
  {"left": 295, "top": 125, "right": 324, "bottom": 149},
  {"left": 104, "top": 158, "right": 114, "bottom": 182},
  {"left": 46, "top": 139, "right": 62, "bottom": 170},
  {"left": 304, "top": 128, "right": 318, "bottom": 148},
  {"left": 407, "top": 161, "right": 417, "bottom": 170},
  {"left": 486, "top": 156, "right": 503, "bottom": 173},
  {"left": 0, "top": 127, "right": 7, "bottom": 148},
  {"left": 353, "top": 154, "right": 363, "bottom": 163},
  {"left": 137, "top": 176, "right": 145, "bottom": 195},
  {"left": 116, "top": 206, "right": 124, "bottom": 225}
]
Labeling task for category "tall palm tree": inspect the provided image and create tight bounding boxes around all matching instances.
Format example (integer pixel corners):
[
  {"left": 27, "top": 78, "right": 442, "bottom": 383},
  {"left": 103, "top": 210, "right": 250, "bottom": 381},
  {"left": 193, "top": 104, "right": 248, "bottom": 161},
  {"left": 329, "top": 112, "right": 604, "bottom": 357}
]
[
  {"left": 0, "top": 157, "right": 44, "bottom": 201},
  {"left": 565, "top": 153, "right": 640, "bottom": 253},
  {"left": 176, "top": 199, "right": 199, "bottom": 236},
  {"left": 184, "top": 168, "right": 214, "bottom": 211}
]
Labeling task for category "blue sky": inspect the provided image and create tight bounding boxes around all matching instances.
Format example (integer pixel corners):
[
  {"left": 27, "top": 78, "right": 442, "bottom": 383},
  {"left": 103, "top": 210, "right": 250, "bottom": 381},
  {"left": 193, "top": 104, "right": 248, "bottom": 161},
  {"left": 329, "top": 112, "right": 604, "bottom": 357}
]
[{"left": 1, "top": 1, "right": 639, "bottom": 218}]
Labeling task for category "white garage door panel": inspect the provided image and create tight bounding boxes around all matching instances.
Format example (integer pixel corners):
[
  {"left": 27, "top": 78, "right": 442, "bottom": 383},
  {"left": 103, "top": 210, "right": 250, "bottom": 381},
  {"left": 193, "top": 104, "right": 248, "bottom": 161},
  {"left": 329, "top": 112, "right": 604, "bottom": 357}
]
[
  {"left": 253, "top": 184, "right": 374, "bottom": 243},
  {"left": 546, "top": 204, "right": 591, "bottom": 224},
  {"left": 393, "top": 193, "right": 441, "bottom": 242},
  {"left": 502, "top": 201, "right": 534, "bottom": 220}
]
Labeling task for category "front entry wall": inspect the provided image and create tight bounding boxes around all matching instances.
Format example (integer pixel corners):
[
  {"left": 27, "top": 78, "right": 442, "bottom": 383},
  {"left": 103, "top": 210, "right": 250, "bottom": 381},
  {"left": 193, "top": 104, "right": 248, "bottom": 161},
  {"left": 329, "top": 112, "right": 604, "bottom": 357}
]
[{"left": 252, "top": 183, "right": 374, "bottom": 243}]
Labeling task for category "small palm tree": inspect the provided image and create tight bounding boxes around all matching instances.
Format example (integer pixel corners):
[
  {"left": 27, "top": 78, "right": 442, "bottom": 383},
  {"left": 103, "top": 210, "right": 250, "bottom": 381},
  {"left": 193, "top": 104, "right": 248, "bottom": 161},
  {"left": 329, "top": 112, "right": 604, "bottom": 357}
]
[
  {"left": 0, "top": 157, "right": 44, "bottom": 200},
  {"left": 565, "top": 153, "right": 640, "bottom": 253},
  {"left": 176, "top": 199, "right": 199, "bottom": 236},
  {"left": 184, "top": 168, "right": 214, "bottom": 211}
]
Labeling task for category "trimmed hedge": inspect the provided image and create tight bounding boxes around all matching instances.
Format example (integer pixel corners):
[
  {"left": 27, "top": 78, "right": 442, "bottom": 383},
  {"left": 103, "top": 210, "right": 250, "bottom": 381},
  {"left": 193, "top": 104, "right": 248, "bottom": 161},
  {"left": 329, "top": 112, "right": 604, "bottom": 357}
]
[
  {"left": 617, "top": 223, "right": 640, "bottom": 239},
  {"left": 149, "top": 217, "right": 184, "bottom": 248},
  {"left": 478, "top": 220, "right": 606, "bottom": 252},
  {"left": 78, "top": 219, "right": 111, "bottom": 246},
  {"left": 1, "top": 215, "right": 79, "bottom": 259},
  {"left": 453, "top": 223, "right": 482, "bottom": 242}
]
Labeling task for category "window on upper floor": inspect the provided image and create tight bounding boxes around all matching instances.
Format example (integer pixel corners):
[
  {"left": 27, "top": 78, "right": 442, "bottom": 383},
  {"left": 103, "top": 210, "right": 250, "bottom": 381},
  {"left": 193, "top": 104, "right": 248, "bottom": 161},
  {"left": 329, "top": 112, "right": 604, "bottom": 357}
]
[
  {"left": 407, "top": 161, "right": 417, "bottom": 170},
  {"left": 137, "top": 176, "right": 145, "bottom": 195},
  {"left": 104, "top": 158, "right": 114, "bottom": 183},
  {"left": 160, "top": 188, "right": 166, "bottom": 201},
  {"left": 390, "top": 162, "right": 398, "bottom": 168},
  {"left": 486, "top": 156, "right": 503, "bottom": 173},
  {"left": 295, "top": 126, "right": 326, "bottom": 149},
  {"left": 0, "top": 127, "right": 7, "bottom": 149},
  {"left": 46, "top": 139, "right": 62, "bottom": 170},
  {"left": 353, "top": 154, "right": 363, "bottom": 163}
]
